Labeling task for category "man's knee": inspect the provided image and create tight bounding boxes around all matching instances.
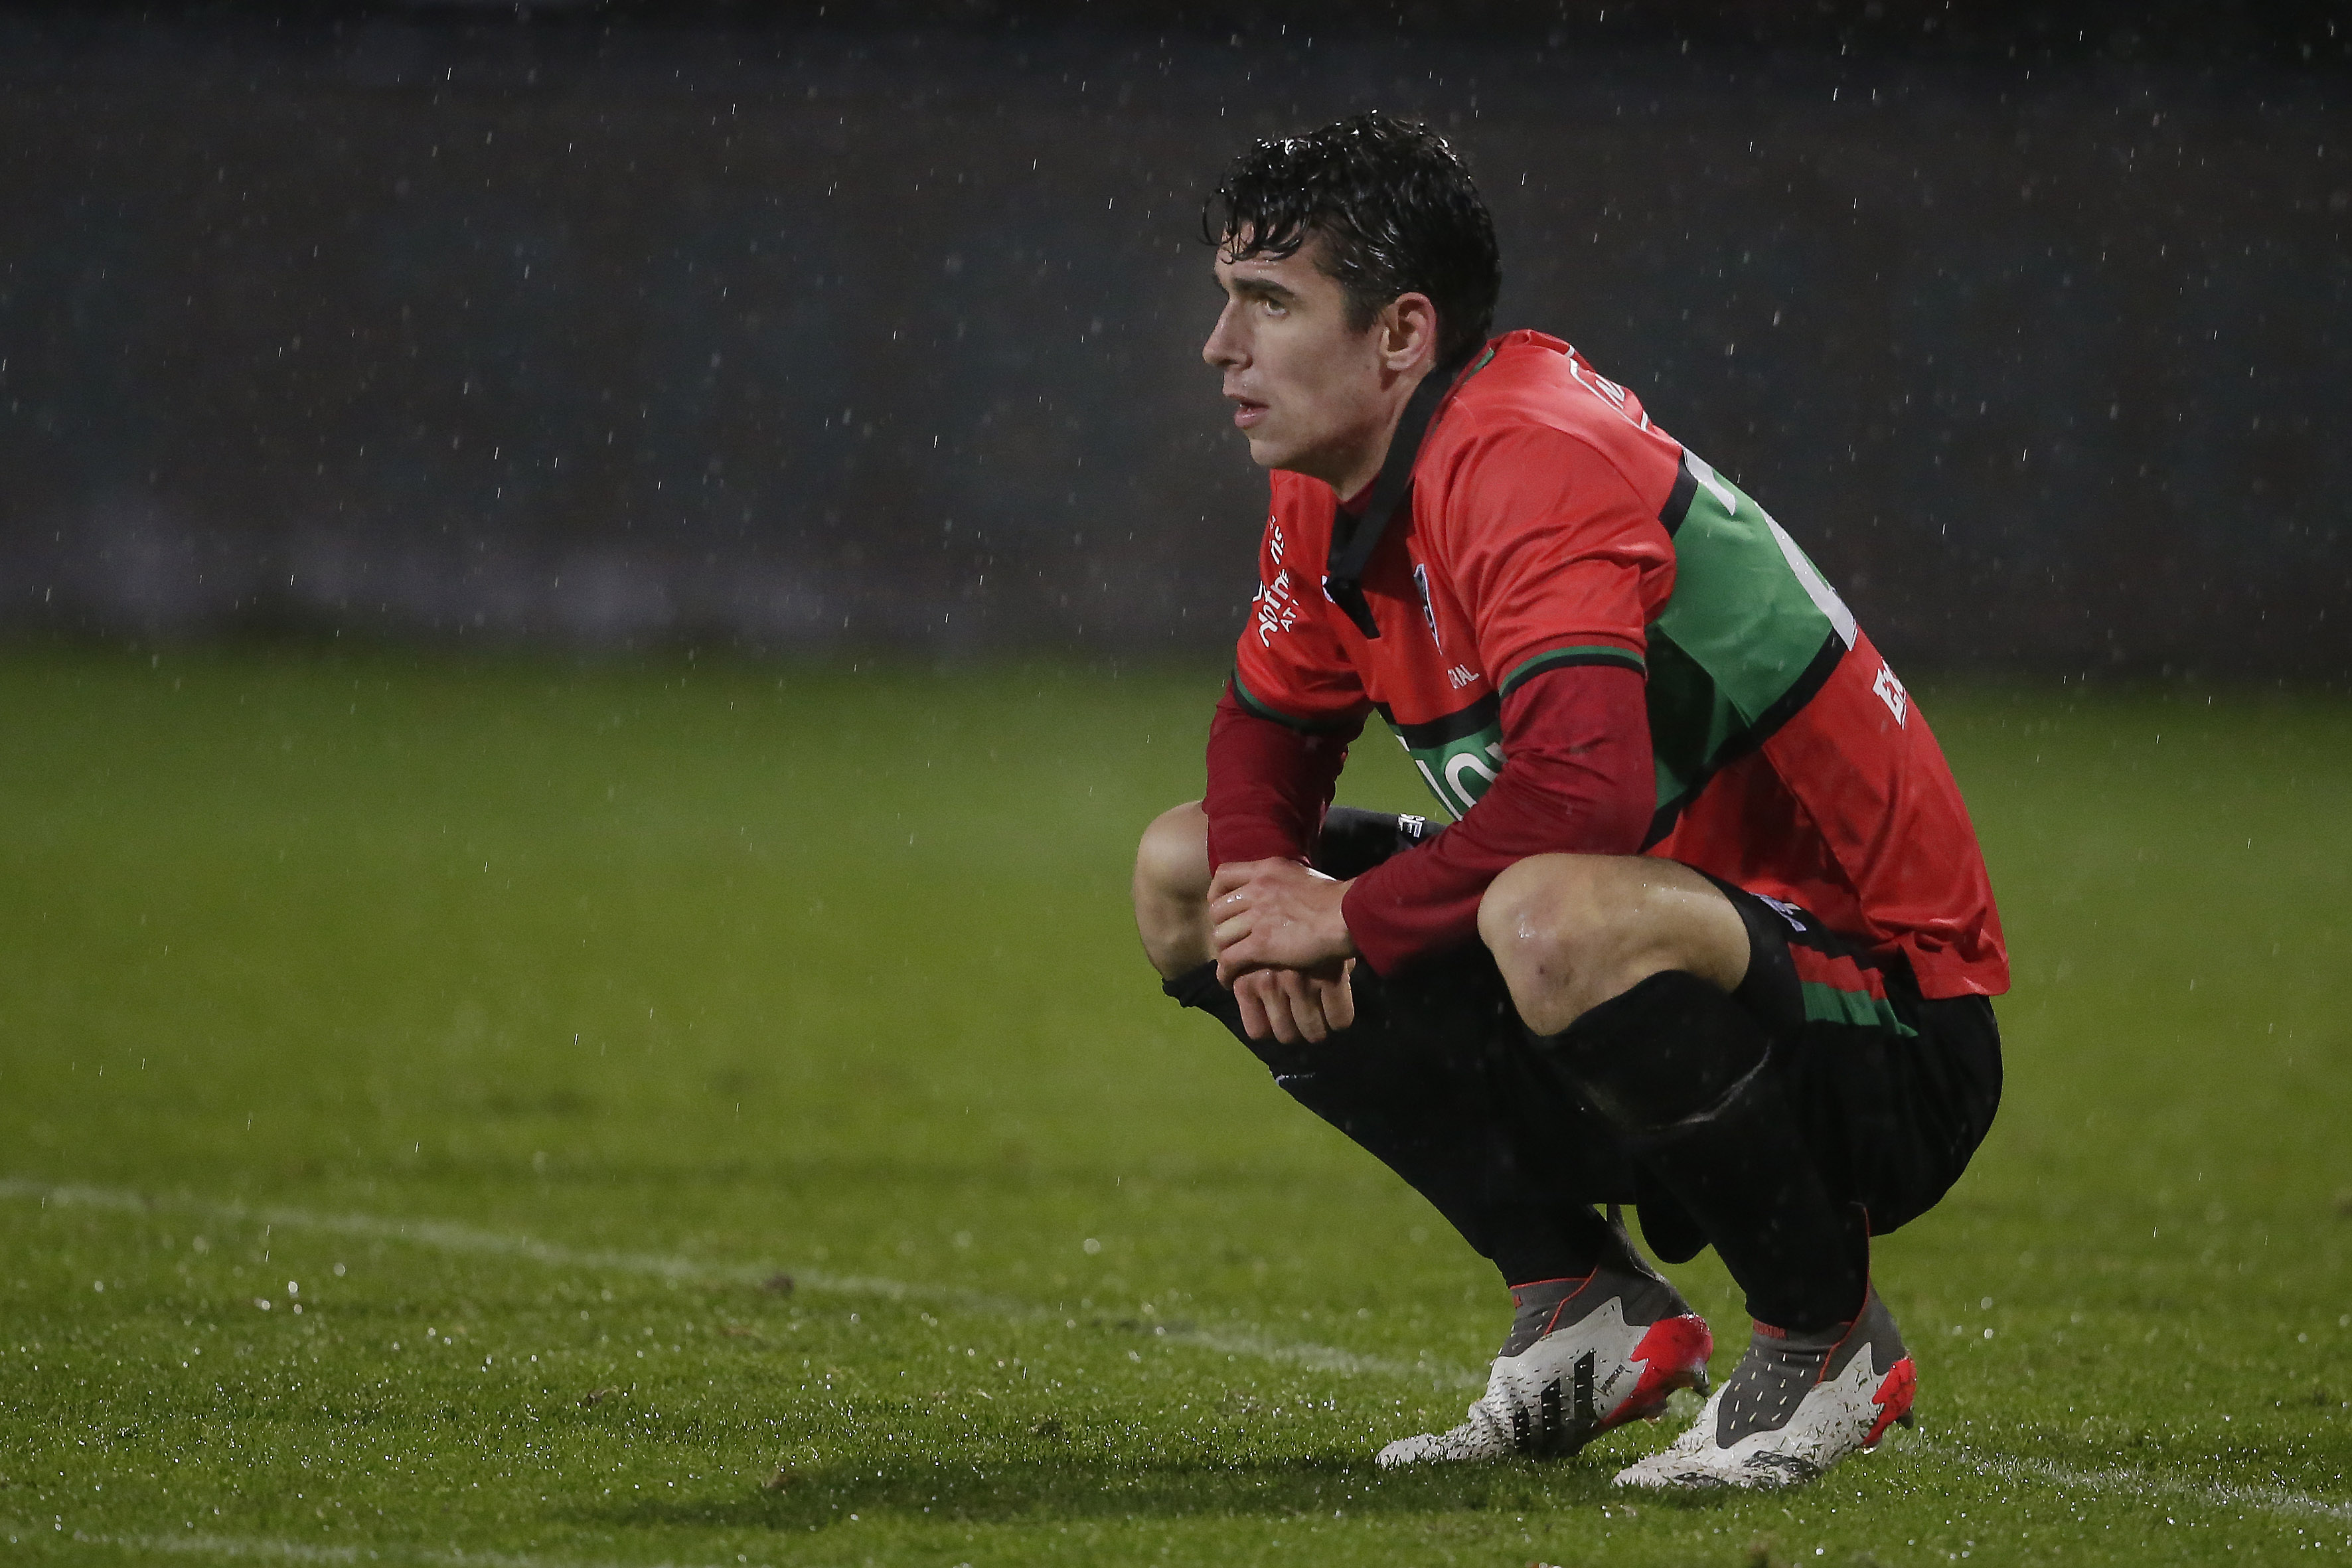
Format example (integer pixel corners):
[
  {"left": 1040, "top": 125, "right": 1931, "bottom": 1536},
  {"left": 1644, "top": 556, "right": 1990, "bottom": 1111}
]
[
  {"left": 1477, "top": 854, "right": 1618, "bottom": 1032},
  {"left": 1478, "top": 854, "right": 1751, "bottom": 1034},
  {"left": 1135, "top": 801, "right": 1210, "bottom": 904},
  {"left": 1133, "top": 801, "right": 1212, "bottom": 977}
]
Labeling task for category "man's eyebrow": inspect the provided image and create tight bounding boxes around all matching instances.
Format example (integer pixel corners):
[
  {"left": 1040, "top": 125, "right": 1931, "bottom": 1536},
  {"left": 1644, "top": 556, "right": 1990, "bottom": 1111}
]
[{"left": 1223, "top": 275, "right": 1298, "bottom": 303}]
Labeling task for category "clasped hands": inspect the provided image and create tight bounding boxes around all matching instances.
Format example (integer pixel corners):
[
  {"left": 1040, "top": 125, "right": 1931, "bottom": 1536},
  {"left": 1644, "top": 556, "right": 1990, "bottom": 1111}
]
[{"left": 1208, "top": 857, "right": 1360, "bottom": 1046}]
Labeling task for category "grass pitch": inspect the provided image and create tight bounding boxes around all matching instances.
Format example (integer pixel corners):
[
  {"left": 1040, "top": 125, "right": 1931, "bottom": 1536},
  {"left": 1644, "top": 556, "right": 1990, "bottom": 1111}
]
[{"left": 0, "top": 649, "right": 2346, "bottom": 1567}]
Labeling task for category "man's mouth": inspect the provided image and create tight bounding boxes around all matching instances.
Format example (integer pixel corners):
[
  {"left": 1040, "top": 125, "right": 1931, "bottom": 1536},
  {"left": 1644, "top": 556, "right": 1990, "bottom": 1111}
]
[{"left": 1229, "top": 395, "right": 1268, "bottom": 430}]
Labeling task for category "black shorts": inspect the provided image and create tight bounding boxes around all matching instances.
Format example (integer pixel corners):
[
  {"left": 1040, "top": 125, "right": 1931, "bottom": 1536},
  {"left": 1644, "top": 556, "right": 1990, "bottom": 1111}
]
[
  {"left": 1310, "top": 807, "right": 2002, "bottom": 1238},
  {"left": 1707, "top": 873, "right": 2003, "bottom": 1235}
]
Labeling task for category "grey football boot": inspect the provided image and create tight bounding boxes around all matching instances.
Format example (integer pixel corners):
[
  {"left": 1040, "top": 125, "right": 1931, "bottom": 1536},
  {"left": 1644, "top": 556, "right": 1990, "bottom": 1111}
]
[
  {"left": 1376, "top": 1245, "right": 1712, "bottom": 1467},
  {"left": 1612, "top": 1284, "right": 1916, "bottom": 1490}
]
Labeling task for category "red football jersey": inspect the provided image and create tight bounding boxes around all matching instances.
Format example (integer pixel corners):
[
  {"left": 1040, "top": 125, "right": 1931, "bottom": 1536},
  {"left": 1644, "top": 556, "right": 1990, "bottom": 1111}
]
[{"left": 1229, "top": 331, "right": 2008, "bottom": 1000}]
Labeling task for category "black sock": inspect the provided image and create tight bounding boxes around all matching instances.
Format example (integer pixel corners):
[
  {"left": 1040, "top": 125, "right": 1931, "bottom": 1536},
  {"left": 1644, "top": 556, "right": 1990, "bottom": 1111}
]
[
  {"left": 1163, "top": 960, "right": 1612, "bottom": 1284},
  {"left": 1533, "top": 971, "right": 1867, "bottom": 1334}
]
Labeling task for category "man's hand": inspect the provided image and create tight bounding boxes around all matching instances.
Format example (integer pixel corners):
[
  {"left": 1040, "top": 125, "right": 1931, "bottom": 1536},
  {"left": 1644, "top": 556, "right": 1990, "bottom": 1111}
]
[
  {"left": 1212, "top": 854, "right": 1358, "bottom": 968},
  {"left": 1231, "top": 963, "right": 1356, "bottom": 1045},
  {"left": 1212, "top": 858, "right": 1359, "bottom": 1043},
  {"left": 1204, "top": 858, "right": 1363, "bottom": 1043}
]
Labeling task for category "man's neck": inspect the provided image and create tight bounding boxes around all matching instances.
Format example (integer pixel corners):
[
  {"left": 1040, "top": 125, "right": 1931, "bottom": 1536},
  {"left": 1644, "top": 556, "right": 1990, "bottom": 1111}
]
[{"left": 1321, "top": 357, "right": 1439, "bottom": 501}]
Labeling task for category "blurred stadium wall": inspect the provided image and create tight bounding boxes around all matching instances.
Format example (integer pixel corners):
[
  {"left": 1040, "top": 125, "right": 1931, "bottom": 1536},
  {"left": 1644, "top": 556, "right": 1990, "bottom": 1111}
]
[{"left": 1, "top": 4, "right": 2344, "bottom": 678}]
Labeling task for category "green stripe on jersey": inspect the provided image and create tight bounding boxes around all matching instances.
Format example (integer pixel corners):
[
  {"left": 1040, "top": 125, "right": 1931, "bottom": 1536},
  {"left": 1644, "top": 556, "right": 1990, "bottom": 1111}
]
[
  {"left": 1644, "top": 451, "right": 1858, "bottom": 836},
  {"left": 1499, "top": 644, "right": 1646, "bottom": 696},
  {"left": 1229, "top": 672, "right": 1361, "bottom": 735},
  {"left": 1381, "top": 692, "right": 1504, "bottom": 821},
  {"left": 1798, "top": 979, "right": 1919, "bottom": 1038}
]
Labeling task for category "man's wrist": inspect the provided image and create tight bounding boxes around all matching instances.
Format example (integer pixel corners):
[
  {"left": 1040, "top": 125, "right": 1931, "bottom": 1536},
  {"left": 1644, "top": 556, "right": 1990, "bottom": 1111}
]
[
  {"left": 1337, "top": 874, "right": 1401, "bottom": 972},
  {"left": 1329, "top": 878, "right": 1361, "bottom": 960}
]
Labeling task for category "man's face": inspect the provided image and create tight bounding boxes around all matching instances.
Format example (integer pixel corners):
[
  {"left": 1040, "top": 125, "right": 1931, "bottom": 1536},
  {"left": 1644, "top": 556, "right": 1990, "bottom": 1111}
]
[{"left": 1203, "top": 232, "right": 1393, "bottom": 487}]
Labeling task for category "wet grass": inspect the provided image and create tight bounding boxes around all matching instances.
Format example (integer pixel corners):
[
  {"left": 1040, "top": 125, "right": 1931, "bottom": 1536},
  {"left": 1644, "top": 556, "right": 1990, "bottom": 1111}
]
[{"left": 0, "top": 647, "right": 2346, "bottom": 1566}]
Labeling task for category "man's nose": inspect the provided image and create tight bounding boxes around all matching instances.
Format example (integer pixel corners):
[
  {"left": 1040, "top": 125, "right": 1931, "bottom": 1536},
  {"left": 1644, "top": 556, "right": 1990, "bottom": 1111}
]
[{"left": 1202, "top": 303, "right": 1243, "bottom": 368}]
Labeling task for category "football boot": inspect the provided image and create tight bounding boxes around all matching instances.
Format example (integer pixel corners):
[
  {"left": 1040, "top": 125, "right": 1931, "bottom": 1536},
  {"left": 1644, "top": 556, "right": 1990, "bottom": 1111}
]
[
  {"left": 1376, "top": 1257, "right": 1712, "bottom": 1467},
  {"left": 1612, "top": 1285, "right": 1915, "bottom": 1490}
]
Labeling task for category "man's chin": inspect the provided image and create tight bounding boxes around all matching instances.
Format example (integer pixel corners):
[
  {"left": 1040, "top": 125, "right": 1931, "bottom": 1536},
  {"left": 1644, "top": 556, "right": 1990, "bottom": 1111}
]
[
  {"left": 1237, "top": 425, "right": 1326, "bottom": 478},
  {"left": 1243, "top": 433, "right": 1299, "bottom": 472}
]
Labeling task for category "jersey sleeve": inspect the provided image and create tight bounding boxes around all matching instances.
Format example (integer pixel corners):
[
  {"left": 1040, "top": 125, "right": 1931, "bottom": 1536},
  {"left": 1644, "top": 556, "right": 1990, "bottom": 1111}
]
[
  {"left": 1203, "top": 684, "right": 1356, "bottom": 870},
  {"left": 1431, "top": 428, "right": 1672, "bottom": 698},
  {"left": 1230, "top": 498, "right": 1373, "bottom": 733},
  {"left": 1340, "top": 662, "right": 1652, "bottom": 972}
]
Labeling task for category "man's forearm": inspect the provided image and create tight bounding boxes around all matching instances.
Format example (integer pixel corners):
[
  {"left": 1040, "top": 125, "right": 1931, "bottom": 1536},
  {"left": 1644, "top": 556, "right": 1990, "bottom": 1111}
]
[
  {"left": 1341, "top": 663, "right": 1652, "bottom": 973},
  {"left": 1204, "top": 685, "right": 1354, "bottom": 870}
]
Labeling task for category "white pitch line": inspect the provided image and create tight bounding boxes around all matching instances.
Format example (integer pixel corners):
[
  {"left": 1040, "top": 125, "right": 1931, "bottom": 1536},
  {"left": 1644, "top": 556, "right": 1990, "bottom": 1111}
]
[
  {"left": 10, "top": 1169, "right": 2352, "bottom": 1551},
  {"left": 1919, "top": 1437, "right": 2352, "bottom": 1526},
  {"left": 28, "top": 1527, "right": 740, "bottom": 1568},
  {"left": 0, "top": 1177, "right": 1474, "bottom": 1387},
  {"left": 14, "top": 1176, "right": 2352, "bottom": 1526},
  {"left": 21, "top": 1449, "right": 2352, "bottom": 1568},
  {"left": 43, "top": 1529, "right": 354, "bottom": 1563}
]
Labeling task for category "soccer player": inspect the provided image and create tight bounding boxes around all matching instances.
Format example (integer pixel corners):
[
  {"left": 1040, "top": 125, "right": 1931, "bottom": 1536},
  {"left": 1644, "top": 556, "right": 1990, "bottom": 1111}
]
[{"left": 1131, "top": 114, "right": 2007, "bottom": 1490}]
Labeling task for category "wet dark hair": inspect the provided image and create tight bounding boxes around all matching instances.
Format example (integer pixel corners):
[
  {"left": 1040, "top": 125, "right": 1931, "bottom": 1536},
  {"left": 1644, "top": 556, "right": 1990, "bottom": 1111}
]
[{"left": 1204, "top": 112, "right": 1501, "bottom": 365}]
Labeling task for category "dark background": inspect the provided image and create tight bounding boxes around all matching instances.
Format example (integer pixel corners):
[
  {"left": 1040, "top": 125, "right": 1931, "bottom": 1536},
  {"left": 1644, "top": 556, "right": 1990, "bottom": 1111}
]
[{"left": 3, "top": 3, "right": 2345, "bottom": 677}]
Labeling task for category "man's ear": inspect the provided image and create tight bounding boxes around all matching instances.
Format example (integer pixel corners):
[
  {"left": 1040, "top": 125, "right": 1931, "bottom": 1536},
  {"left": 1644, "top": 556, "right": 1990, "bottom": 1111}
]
[{"left": 1380, "top": 291, "right": 1441, "bottom": 374}]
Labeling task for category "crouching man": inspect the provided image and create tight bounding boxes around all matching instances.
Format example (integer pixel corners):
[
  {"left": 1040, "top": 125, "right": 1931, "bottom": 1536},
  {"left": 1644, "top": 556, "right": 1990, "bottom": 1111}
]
[{"left": 1133, "top": 113, "right": 2007, "bottom": 1490}]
